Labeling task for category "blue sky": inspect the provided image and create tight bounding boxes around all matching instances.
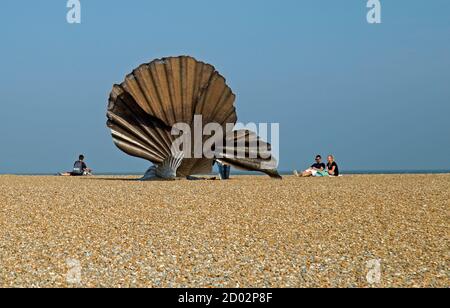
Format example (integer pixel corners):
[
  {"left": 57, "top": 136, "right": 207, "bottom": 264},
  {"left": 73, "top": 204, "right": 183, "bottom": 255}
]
[{"left": 0, "top": 0, "right": 449, "bottom": 173}]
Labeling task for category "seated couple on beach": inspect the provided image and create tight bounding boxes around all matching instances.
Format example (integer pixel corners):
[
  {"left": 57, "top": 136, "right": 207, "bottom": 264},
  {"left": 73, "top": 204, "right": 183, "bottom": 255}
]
[
  {"left": 296, "top": 155, "right": 340, "bottom": 177},
  {"left": 58, "top": 155, "right": 93, "bottom": 176}
]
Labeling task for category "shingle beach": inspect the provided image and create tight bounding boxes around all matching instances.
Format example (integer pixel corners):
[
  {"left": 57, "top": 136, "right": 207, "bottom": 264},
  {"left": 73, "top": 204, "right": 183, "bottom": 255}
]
[{"left": 0, "top": 174, "right": 448, "bottom": 288}]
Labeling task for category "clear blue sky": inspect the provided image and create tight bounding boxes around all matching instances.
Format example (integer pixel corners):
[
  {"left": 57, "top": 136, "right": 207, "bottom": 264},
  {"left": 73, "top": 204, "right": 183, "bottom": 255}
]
[{"left": 1, "top": 0, "right": 449, "bottom": 173}]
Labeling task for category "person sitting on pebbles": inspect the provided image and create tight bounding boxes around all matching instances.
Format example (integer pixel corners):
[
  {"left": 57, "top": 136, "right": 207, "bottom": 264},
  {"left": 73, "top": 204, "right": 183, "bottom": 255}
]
[
  {"left": 294, "top": 155, "right": 328, "bottom": 177},
  {"left": 326, "top": 155, "right": 340, "bottom": 177},
  {"left": 58, "top": 154, "right": 93, "bottom": 176}
]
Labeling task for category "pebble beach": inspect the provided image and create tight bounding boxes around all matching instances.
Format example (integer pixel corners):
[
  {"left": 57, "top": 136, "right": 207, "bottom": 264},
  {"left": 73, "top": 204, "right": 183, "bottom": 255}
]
[{"left": 0, "top": 174, "right": 448, "bottom": 288}]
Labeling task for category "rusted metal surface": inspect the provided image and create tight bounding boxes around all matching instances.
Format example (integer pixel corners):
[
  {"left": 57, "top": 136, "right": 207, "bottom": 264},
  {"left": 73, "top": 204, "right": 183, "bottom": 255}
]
[{"left": 107, "top": 56, "right": 280, "bottom": 179}]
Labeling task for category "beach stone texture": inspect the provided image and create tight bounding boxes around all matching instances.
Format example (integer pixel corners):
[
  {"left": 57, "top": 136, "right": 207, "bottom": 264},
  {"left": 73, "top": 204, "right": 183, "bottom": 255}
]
[{"left": 0, "top": 174, "right": 448, "bottom": 288}]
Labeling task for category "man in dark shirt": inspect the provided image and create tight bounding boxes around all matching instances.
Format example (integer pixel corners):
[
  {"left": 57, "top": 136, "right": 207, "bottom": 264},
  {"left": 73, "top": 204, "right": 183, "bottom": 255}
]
[
  {"left": 311, "top": 156, "right": 326, "bottom": 171},
  {"left": 299, "top": 155, "right": 326, "bottom": 177},
  {"left": 71, "top": 155, "right": 88, "bottom": 176},
  {"left": 58, "top": 155, "right": 92, "bottom": 176}
]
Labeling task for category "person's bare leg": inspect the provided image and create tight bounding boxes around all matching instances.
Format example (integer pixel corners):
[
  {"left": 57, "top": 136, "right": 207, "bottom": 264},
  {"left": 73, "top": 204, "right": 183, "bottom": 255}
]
[
  {"left": 58, "top": 172, "right": 72, "bottom": 176},
  {"left": 302, "top": 171, "right": 313, "bottom": 177}
]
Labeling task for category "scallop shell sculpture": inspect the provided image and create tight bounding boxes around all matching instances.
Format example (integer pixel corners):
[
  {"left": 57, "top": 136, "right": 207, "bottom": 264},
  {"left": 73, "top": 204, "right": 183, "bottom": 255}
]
[{"left": 107, "top": 56, "right": 281, "bottom": 180}]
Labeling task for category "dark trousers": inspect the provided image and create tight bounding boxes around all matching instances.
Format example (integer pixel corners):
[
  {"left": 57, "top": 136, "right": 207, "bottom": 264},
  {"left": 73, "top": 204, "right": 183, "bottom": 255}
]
[{"left": 218, "top": 164, "right": 231, "bottom": 180}]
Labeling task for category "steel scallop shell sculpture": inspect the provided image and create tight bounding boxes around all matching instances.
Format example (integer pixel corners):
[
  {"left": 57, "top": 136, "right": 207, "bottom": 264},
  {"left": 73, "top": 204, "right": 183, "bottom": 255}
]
[{"left": 107, "top": 56, "right": 281, "bottom": 180}]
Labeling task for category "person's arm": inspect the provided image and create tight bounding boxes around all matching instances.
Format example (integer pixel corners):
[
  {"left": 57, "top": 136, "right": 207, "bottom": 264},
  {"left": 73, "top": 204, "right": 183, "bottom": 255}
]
[
  {"left": 328, "top": 164, "right": 336, "bottom": 175},
  {"left": 82, "top": 162, "right": 93, "bottom": 173},
  {"left": 311, "top": 164, "right": 321, "bottom": 171}
]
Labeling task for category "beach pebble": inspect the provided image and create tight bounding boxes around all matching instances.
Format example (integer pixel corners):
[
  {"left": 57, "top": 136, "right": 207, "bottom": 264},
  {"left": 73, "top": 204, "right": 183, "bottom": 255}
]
[{"left": 0, "top": 174, "right": 448, "bottom": 288}]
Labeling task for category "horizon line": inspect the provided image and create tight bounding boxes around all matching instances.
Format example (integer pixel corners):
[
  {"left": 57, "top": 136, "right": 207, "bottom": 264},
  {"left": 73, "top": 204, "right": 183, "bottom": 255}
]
[{"left": 1, "top": 169, "right": 450, "bottom": 176}]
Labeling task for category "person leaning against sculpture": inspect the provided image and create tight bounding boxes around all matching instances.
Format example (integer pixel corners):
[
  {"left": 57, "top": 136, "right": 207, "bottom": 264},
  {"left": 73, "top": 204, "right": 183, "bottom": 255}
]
[{"left": 215, "top": 161, "right": 231, "bottom": 180}]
